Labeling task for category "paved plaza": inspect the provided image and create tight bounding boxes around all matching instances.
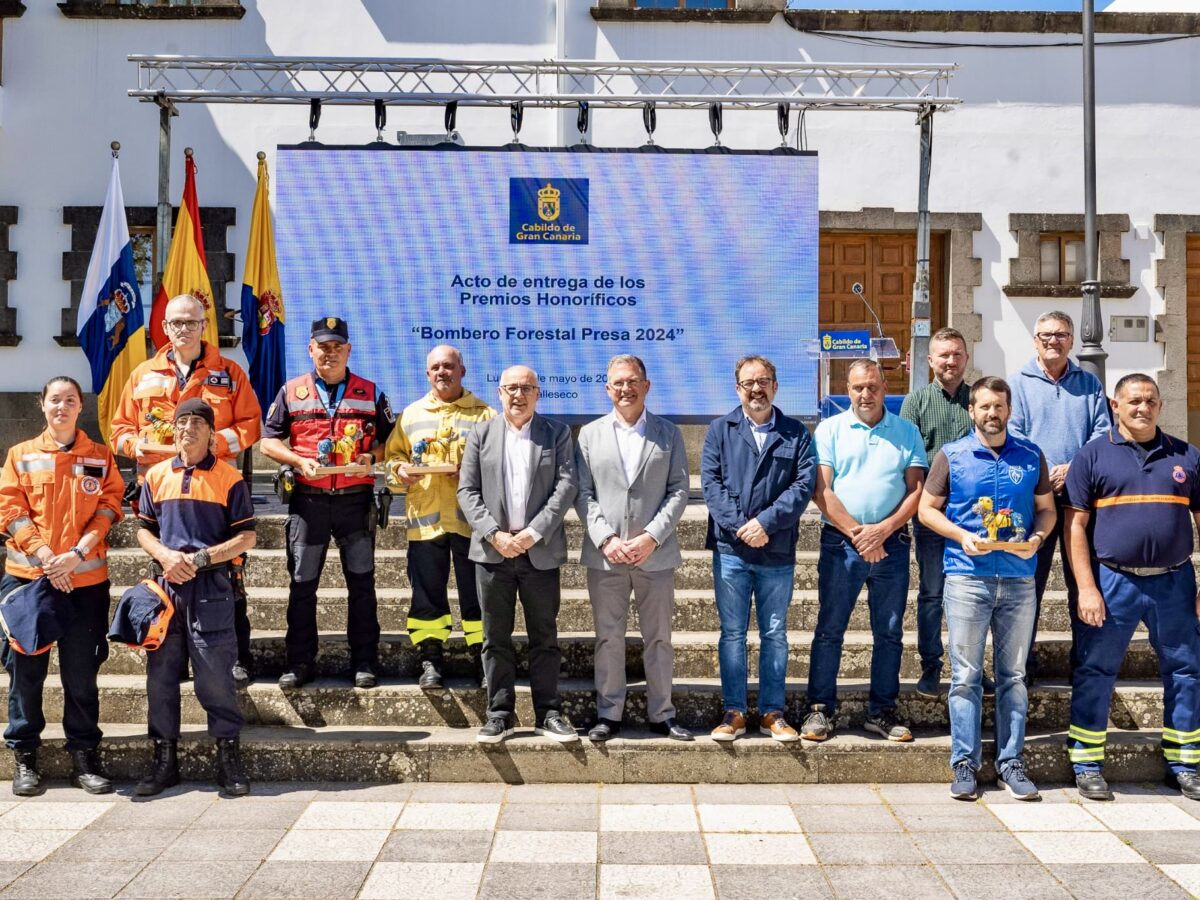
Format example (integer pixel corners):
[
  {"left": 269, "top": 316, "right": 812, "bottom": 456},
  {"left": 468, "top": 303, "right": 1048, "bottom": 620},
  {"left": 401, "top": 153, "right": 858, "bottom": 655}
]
[{"left": 0, "top": 780, "right": 1196, "bottom": 898}]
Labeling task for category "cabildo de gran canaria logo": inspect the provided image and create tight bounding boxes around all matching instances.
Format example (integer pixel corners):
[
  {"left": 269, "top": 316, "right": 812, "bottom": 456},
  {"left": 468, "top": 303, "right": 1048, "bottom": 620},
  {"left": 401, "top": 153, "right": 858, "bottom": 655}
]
[{"left": 510, "top": 177, "right": 589, "bottom": 244}]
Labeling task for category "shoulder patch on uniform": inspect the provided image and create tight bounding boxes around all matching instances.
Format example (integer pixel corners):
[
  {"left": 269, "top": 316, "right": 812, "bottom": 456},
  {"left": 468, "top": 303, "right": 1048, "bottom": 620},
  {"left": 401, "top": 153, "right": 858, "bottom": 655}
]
[
  {"left": 268, "top": 402, "right": 277, "bottom": 419},
  {"left": 382, "top": 396, "right": 395, "bottom": 424}
]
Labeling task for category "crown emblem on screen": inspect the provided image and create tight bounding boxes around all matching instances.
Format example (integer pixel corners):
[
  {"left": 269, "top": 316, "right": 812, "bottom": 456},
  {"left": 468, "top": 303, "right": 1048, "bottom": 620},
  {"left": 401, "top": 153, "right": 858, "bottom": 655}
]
[{"left": 537, "top": 182, "right": 561, "bottom": 222}]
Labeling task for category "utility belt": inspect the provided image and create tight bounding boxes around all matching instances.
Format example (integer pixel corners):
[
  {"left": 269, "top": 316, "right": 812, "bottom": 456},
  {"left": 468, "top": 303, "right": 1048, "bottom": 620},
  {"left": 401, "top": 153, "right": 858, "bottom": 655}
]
[
  {"left": 293, "top": 484, "right": 373, "bottom": 497},
  {"left": 148, "top": 559, "right": 233, "bottom": 579},
  {"left": 1099, "top": 560, "right": 1188, "bottom": 578}
]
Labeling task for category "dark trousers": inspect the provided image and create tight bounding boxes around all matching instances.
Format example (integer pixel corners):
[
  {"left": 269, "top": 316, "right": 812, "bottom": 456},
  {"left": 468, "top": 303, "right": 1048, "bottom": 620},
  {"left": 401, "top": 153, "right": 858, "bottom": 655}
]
[
  {"left": 284, "top": 491, "right": 380, "bottom": 669},
  {"left": 234, "top": 593, "right": 251, "bottom": 668},
  {"left": 913, "top": 521, "right": 946, "bottom": 673},
  {"left": 1031, "top": 494, "right": 1078, "bottom": 679},
  {"left": 477, "top": 555, "right": 562, "bottom": 722},
  {"left": 2, "top": 574, "right": 109, "bottom": 753},
  {"left": 408, "top": 533, "right": 483, "bottom": 651},
  {"left": 147, "top": 573, "right": 242, "bottom": 740}
]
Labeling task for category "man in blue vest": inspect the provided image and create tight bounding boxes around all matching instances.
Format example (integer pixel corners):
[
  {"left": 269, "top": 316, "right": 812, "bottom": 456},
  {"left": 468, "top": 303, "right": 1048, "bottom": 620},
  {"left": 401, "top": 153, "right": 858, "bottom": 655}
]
[
  {"left": 1064, "top": 373, "right": 1200, "bottom": 802},
  {"left": 261, "top": 318, "right": 395, "bottom": 689},
  {"left": 918, "top": 376, "right": 1057, "bottom": 801}
]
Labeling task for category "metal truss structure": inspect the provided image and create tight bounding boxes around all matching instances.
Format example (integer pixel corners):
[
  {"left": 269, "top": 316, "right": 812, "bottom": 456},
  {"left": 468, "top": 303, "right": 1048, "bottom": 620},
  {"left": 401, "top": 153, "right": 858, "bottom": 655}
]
[{"left": 130, "top": 56, "right": 959, "bottom": 114}]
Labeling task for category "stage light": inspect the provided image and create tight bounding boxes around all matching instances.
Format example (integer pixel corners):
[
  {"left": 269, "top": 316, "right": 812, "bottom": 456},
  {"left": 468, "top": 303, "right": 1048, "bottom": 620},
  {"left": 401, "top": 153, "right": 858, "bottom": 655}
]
[
  {"left": 374, "top": 99, "right": 387, "bottom": 142},
  {"left": 777, "top": 103, "right": 790, "bottom": 148},
  {"left": 642, "top": 102, "right": 656, "bottom": 146},
  {"left": 510, "top": 102, "right": 524, "bottom": 143},
  {"left": 308, "top": 98, "right": 321, "bottom": 142},
  {"left": 444, "top": 101, "right": 458, "bottom": 139},
  {"left": 708, "top": 102, "right": 723, "bottom": 147},
  {"left": 577, "top": 101, "right": 590, "bottom": 145}
]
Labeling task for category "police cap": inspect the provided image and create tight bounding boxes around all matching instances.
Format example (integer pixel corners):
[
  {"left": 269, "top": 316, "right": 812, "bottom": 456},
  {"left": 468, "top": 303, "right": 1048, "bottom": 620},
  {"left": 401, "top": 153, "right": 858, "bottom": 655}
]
[{"left": 311, "top": 317, "right": 349, "bottom": 344}]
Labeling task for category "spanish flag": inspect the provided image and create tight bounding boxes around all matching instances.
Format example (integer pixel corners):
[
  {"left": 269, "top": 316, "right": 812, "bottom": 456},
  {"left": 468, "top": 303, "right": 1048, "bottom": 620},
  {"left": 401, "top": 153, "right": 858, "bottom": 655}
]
[
  {"left": 77, "top": 156, "right": 148, "bottom": 447},
  {"left": 240, "top": 154, "right": 286, "bottom": 416},
  {"left": 149, "top": 152, "right": 219, "bottom": 350}
]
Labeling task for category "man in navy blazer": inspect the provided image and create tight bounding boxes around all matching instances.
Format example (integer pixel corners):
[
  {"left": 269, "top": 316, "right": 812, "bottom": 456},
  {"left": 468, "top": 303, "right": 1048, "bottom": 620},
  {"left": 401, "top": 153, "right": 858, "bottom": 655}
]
[{"left": 701, "top": 355, "right": 816, "bottom": 742}]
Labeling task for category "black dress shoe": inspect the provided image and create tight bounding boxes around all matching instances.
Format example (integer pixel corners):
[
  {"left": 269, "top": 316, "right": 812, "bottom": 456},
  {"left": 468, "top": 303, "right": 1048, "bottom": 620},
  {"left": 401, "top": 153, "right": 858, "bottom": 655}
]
[
  {"left": 588, "top": 719, "right": 622, "bottom": 742},
  {"left": 649, "top": 718, "right": 694, "bottom": 742},
  {"left": 354, "top": 663, "right": 378, "bottom": 689},
  {"left": 278, "top": 664, "right": 315, "bottom": 689},
  {"left": 418, "top": 659, "right": 443, "bottom": 690}
]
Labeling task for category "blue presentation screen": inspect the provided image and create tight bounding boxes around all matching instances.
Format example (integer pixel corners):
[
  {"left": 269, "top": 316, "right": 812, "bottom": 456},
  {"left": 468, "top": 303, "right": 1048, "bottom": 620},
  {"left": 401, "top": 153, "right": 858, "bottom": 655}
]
[{"left": 275, "top": 146, "right": 819, "bottom": 420}]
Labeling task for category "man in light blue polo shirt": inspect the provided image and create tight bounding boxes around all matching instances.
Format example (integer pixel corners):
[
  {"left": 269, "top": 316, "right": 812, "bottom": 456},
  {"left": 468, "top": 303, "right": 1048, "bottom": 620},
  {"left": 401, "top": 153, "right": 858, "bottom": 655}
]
[{"left": 803, "top": 358, "right": 927, "bottom": 743}]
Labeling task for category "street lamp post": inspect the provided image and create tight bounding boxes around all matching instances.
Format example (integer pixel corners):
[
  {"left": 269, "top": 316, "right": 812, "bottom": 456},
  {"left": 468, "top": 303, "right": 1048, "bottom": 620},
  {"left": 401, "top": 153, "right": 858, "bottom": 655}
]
[{"left": 1076, "top": 0, "right": 1108, "bottom": 384}]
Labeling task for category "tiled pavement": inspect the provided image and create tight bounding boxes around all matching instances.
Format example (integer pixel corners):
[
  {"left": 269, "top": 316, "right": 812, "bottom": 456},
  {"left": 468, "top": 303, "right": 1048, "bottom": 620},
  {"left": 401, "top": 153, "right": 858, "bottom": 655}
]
[{"left": 0, "top": 781, "right": 1198, "bottom": 898}]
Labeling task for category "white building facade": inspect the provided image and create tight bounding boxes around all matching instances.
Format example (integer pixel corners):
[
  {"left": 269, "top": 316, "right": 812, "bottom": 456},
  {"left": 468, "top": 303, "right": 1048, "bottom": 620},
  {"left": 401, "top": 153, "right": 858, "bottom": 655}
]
[{"left": 0, "top": 0, "right": 1197, "bottom": 436}]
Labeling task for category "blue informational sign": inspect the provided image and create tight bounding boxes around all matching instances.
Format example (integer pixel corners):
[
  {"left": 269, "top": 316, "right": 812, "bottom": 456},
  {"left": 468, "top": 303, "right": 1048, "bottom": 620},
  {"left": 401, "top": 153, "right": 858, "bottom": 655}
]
[
  {"left": 820, "top": 330, "right": 872, "bottom": 356},
  {"left": 275, "top": 146, "right": 819, "bottom": 420}
]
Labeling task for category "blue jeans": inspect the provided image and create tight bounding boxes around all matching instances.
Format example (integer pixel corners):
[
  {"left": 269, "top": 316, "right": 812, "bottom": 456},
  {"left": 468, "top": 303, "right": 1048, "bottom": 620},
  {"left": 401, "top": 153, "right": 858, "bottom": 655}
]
[
  {"left": 913, "top": 521, "right": 946, "bottom": 673},
  {"left": 808, "top": 527, "right": 910, "bottom": 718},
  {"left": 943, "top": 575, "right": 1036, "bottom": 773},
  {"left": 712, "top": 551, "right": 795, "bottom": 716}
]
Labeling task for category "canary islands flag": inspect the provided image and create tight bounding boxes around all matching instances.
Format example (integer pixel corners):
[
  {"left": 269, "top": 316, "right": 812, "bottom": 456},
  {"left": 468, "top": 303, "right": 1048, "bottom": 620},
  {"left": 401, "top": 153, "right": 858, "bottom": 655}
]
[
  {"left": 149, "top": 152, "right": 219, "bottom": 350},
  {"left": 240, "top": 155, "right": 286, "bottom": 417},
  {"left": 77, "top": 157, "right": 148, "bottom": 448}
]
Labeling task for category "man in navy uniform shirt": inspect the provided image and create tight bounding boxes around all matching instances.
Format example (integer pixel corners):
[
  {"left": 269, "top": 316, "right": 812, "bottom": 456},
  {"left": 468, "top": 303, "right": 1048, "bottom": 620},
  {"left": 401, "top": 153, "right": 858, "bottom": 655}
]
[{"left": 1064, "top": 373, "right": 1200, "bottom": 802}]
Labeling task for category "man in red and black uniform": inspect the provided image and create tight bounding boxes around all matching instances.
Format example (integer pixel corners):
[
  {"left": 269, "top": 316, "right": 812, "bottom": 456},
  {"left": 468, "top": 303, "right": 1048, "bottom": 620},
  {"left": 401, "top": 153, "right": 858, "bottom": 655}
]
[{"left": 261, "top": 318, "right": 394, "bottom": 689}]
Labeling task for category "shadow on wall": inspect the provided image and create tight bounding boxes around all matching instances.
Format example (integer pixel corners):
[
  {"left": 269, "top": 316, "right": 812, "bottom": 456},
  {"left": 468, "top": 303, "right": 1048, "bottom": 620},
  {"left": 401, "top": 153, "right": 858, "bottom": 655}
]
[{"left": 360, "top": 0, "right": 556, "bottom": 47}]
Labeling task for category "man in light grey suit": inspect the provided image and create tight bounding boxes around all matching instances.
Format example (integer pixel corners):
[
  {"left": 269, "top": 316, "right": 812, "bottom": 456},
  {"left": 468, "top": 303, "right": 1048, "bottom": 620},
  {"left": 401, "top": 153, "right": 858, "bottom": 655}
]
[
  {"left": 457, "top": 365, "right": 579, "bottom": 744},
  {"left": 576, "top": 355, "right": 693, "bottom": 742}
]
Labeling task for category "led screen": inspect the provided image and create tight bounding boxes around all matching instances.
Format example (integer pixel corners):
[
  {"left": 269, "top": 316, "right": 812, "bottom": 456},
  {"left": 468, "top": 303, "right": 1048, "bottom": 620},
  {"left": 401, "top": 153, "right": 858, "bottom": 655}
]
[{"left": 275, "top": 146, "right": 818, "bottom": 420}]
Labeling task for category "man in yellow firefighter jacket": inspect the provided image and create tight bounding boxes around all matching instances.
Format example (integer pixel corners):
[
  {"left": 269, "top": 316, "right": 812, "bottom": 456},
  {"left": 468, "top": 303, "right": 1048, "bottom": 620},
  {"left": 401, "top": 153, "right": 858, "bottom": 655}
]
[{"left": 386, "top": 345, "right": 495, "bottom": 689}]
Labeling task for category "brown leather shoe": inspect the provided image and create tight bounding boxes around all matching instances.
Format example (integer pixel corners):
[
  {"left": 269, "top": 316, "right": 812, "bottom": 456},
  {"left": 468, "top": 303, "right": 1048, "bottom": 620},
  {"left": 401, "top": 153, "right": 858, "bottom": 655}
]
[
  {"left": 760, "top": 711, "right": 800, "bottom": 743},
  {"left": 711, "top": 710, "right": 747, "bottom": 743}
]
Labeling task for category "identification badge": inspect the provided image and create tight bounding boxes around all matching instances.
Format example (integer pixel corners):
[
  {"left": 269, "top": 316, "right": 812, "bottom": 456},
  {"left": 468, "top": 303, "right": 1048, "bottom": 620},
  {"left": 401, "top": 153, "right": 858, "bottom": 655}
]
[{"left": 80, "top": 475, "right": 102, "bottom": 496}]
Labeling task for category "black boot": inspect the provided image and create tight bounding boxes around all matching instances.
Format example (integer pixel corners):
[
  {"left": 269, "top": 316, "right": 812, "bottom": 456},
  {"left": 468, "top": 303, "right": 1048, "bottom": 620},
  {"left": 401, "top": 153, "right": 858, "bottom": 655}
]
[
  {"left": 417, "top": 642, "right": 444, "bottom": 690},
  {"left": 12, "top": 750, "right": 43, "bottom": 797},
  {"left": 70, "top": 749, "right": 113, "bottom": 795},
  {"left": 136, "top": 739, "right": 180, "bottom": 797},
  {"left": 216, "top": 737, "right": 250, "bottom": 797},
  {"left": 469, "top": 644, "right": 487, "bottom": 692}
]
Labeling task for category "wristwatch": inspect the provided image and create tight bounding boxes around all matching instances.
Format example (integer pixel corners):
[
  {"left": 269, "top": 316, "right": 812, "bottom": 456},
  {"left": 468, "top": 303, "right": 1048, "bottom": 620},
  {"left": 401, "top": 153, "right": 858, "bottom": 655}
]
[
  {"left": 191, "top": 548, "right": 211, "bottom": 569},
  {"left": 485, "top": 529, "right": 500, "bottom": 545},
  {"left": 69, "top": 546, "right": 87, "bottom": 562}
]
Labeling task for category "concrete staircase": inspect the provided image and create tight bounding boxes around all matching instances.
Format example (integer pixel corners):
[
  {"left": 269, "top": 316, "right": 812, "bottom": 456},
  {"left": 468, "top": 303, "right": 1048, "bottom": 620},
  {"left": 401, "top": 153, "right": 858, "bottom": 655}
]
[{"left": 0, "top": 504, "right": 1175, "bottom": 785}]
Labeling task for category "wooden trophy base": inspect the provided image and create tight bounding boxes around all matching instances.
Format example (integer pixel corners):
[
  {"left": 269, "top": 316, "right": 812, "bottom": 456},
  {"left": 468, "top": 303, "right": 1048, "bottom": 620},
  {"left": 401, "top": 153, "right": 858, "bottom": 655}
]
[
  {"left": 977, "top": 540, "right": 1035, "bottom": 552},
  {"left": 312, "top": 464, "right": 375, "bottom": 477},
  {"left": 408, "top": 464, "right": 458, "bottom": 475}
]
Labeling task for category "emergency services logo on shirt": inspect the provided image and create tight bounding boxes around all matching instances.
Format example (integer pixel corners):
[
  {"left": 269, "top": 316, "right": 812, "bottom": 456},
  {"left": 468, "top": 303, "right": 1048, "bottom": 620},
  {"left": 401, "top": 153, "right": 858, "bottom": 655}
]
[
  {"left": 79, "top": 475, "right": 101, "bottom": 496},
  {"left": 1008, "top": 465, "right": 1024, "bottom": 485},
  {"left": 1173, "top": 465, "right": 1187, "bottom": 484}
]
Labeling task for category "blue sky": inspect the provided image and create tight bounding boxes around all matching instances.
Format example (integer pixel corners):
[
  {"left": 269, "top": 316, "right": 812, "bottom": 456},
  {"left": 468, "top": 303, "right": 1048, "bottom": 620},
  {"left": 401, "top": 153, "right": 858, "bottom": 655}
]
[{"left": 785, "top": 1, "right": 1120, "bottom": 9}]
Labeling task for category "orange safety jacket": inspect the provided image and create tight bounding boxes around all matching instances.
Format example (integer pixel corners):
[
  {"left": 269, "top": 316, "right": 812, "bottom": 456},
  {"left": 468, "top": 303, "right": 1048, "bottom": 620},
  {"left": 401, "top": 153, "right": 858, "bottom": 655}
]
[
  {"left": 284, "top": 371, "right": 379, "bottom": 492},
  {"left": 110, "top": 341, "right": 261, "bottom": 472},
  {"left": 0, "top": 429, "right": 124, "bottom": 588}
]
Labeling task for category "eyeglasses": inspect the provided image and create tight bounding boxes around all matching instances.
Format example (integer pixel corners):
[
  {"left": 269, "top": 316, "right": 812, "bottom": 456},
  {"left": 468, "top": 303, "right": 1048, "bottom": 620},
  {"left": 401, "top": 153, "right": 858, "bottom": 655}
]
[
  {"left": 1036, "top": 331, "right": 1072, "bottom": 344},
  {"left": 165, "top": 318, "right": 204, "bottom": 332},
  {"left": 608, "top": 378, "right": 645, "bottom": 391},
  {"left": 499, "top": 384, "right": 538, "bottom": 396},
  {"left": 737, "top": 377, "right": 775, "bottom": 390}
]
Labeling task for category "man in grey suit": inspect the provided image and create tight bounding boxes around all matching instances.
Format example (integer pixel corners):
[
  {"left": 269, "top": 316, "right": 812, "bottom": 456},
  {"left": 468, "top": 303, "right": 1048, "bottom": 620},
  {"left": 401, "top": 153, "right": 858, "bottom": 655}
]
[
  {"left": 457, "top": 365, "right": 579, "bottom": 744},
  {"left": 576, "top": 355, "right": 692, "bottom": 742}
]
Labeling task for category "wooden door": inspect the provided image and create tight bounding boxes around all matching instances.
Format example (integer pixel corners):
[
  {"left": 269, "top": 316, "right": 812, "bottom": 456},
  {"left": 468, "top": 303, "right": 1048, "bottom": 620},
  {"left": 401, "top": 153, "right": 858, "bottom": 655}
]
[
  {"left": 1186, "top": 235, "right": 1200, "bottom": 444},
  {"left": 818, "top": 232, "right": 946, "bottom": 396}
]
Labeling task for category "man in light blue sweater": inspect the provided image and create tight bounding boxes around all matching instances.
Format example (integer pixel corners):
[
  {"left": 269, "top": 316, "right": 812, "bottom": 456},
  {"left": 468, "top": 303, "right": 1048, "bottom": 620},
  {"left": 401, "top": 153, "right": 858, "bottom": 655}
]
[{"left": 1009, "top": 311, "right": 1111, "bottom": 684}]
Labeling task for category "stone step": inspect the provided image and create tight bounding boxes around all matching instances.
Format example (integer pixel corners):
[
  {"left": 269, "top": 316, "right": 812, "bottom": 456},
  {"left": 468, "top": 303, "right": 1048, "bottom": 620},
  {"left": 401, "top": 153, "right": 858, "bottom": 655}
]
[
  {"left": 101, "top": 586, "right": 1089, "bottom": 635},
  {"left": 0, "top": 674, "right": 1168, "bottom": 732},
  {"left": 0, "top": 723, "right": 1167, "bottom": 785},
  {"left": 70, "top": 630, "right": 1157, "bottom": 683},
  {"left": 94, "top": 548, "right": 1081, "bottom": 592}
]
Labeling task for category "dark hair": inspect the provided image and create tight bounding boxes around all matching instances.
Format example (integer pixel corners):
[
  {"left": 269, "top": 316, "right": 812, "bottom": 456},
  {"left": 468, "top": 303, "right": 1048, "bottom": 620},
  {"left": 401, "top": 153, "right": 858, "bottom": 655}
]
[
  {"left": 40, "top": 376, "right": 83, "bottom": 403},
  {"left": 929, "top": 327, "right": 967, "bottom": 350},
  {"left": 1113, "top": 372, "right": 1158, "bottom": 399},
  {"left": 969, "top": 375, "right": 1011, "bottom": 406},
  {"left": 735, "top": 355, "right": 777, "bottom": 383}
]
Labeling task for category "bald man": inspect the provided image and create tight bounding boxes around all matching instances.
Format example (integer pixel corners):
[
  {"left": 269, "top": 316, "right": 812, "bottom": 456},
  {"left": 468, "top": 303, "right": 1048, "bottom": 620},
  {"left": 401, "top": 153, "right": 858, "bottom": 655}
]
[{"left": 457, "top": 365, "right": 579, "bottom": 743}]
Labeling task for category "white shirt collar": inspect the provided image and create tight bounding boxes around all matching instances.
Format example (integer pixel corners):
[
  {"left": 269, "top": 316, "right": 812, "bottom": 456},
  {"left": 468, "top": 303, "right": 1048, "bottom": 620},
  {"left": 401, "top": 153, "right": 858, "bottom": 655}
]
[{"left": 613, "top": 410, "right": 648, "bottom": 433}]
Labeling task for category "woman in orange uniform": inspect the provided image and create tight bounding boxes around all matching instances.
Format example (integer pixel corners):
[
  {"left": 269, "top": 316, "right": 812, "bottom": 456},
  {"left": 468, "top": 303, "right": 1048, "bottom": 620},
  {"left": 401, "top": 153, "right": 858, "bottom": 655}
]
[{"left": 0, "top": 376, "right": 124, "bottom": 796}]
